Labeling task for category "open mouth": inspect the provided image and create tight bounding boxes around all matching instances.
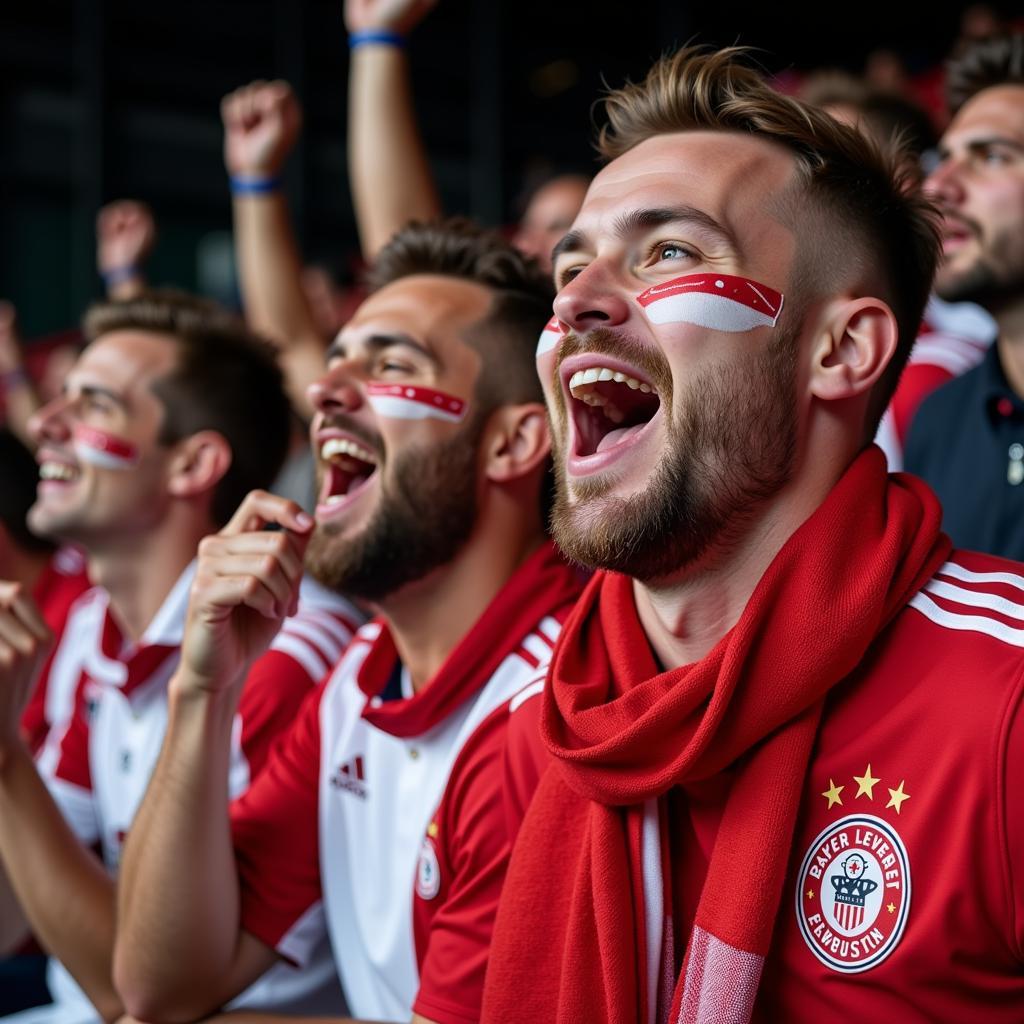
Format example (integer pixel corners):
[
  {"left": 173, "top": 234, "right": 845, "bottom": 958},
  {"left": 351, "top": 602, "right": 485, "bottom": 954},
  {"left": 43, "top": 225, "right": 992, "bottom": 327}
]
[
  {"left": 38, "top": 457, "right": 80, "bottom": 485},
  {"left": 567, "top": 364, "right": 661, "bottom": 457},
  {"left": 318, "top": 436, "right": 379, "bottom": 509}
]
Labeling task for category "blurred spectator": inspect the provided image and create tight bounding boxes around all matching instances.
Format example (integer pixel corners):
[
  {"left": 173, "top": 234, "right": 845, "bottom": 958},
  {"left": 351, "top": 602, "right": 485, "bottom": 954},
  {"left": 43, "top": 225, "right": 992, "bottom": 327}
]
[
  {"left": 905, "top": 34, "right": 1024, "bottom": 558},
  {"left": 95, "top": 201, "right": 156, "bottom": 302},
  {"left": 345, "top": 0, "right": 587, "bottom": 271},
  {"left": 0, "top": 290, "right": 360, "bottom": 1023}
]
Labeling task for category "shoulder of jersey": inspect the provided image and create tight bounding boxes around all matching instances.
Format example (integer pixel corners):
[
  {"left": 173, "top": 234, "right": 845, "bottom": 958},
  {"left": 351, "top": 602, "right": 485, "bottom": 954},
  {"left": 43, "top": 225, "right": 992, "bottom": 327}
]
[
  {"left": 269, "top": 577, "right": 366, "bottom": 681},
  {"left": 511, "top": 615, "right": 564, "bottom": 672},
  {"left": 907, "top": 551, "right": 1024, "bottom": 657}
]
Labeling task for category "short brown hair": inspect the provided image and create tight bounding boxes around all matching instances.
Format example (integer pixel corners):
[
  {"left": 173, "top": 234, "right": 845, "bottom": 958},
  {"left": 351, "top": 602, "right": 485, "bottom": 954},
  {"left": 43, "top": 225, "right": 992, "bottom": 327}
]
[
  {"left": 597, "top": 46, "right": 941, "bottom": 437},
  {"left": 947, "top": 33, "right": 1024, "bottom": 113},
  {"left": 83, "top": 290, "right": 291, "bottom": 526},
  {"left": 369, "top": 217, "right": 554, "bottom": 410}
]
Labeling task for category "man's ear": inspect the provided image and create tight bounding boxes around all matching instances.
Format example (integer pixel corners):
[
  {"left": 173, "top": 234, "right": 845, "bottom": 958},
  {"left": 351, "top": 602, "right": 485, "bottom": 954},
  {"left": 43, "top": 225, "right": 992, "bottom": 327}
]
[
  {"left": 808, "top": 296, "right": 899, "bottom": 402},
  {"left": 480, "top": 403, "right": 551, "bottom": 484},
  {"left": 165, "top": 430, "right": 233, "bottom": 499}
]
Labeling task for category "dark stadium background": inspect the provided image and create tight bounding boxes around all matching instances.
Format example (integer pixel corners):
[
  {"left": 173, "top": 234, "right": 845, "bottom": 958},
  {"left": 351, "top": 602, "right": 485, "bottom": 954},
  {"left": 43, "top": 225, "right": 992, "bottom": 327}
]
[{"left": 0, "top": 0, "right": 1009, "bottom": 337}]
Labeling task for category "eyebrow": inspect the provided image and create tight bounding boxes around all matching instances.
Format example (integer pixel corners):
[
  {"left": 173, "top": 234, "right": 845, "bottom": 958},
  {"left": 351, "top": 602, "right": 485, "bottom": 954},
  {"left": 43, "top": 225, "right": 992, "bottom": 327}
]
[
  {"left": 550, "top": 204, "right": 741, "bottom": 266},
  {"left": 939, "top": 135, "right": 1024, "bottom": 159},
  {"left": 64, "top": 381, "right": 130, "bottom": 410},
  {"left": 326, "top": 332, "right": 440, "bottom": 367}
]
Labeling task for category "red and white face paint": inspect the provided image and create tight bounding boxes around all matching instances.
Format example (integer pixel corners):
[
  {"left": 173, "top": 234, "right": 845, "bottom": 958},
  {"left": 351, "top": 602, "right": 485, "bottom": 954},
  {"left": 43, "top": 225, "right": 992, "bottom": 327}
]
[
  {"left": 637, "top": 273, "right": 783, "bottom": 332},
  {"left": 72, "top": 424, "right": 140, "bottom": 470},
  {"left": 536, "top": 315, "right": 568, "bottom": 359},
  {"left": 365, "top": 382, "right": 466, "bottom": 424}
]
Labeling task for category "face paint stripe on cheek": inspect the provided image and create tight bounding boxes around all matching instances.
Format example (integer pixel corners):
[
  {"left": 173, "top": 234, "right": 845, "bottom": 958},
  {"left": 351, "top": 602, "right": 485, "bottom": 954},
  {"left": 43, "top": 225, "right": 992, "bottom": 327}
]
[
  {"left": 72, "top": 425, "right": 140, "bottom": 470},
  {"left": 365, "top": 382, "right": 467, "bottom": 423},
  {"left": 637, "top": 273, "right": 784, "bottom": 332},
  {"left": 536, "top": 315, "right": 568, "bottom": 359}
]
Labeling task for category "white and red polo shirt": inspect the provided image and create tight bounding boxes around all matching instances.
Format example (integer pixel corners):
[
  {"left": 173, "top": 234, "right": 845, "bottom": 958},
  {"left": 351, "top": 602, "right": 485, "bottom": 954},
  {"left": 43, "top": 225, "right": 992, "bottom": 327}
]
[
  {"left": 230, "top": 542, "right": 582, "bottom": 1024},
  {"left": 21, "top": 545, "right": 91, "bottom": 755},
  {"left": 35, "top": 563, "right": 363, "bottom": 1022}
]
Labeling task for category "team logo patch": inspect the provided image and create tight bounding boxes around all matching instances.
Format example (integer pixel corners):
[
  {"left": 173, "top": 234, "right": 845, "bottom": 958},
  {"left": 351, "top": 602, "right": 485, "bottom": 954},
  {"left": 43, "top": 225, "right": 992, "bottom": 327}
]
[
  {"left": 416, "top": 834, "right": 441, "bottom": 901},
  {"left": 796, "top": 813, "right": 910, "bottom": 973}
]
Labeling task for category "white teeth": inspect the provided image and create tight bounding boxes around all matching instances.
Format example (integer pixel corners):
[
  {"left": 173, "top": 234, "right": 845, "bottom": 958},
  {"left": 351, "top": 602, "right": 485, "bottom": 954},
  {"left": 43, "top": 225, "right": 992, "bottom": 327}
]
[
  {"left": 39, "top": 462, "right": 77, "bottom": 481},
  {"left": 320, "top": 437, "right": 377, "bottom": 465},
  {"left": 324, "top": 494, "right": 348, "bottom": 505},
  {"left": 568, "top": 367, "right": 655, "bottom": 397}
]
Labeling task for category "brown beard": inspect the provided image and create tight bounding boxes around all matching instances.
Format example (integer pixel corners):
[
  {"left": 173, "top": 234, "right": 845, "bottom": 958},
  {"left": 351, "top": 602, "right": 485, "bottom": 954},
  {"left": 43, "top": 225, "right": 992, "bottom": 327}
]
[
  {"left": 305, "top": 410, "right": 486, "bottom": 602},
  {"left": 549, "top": 324, "right": 799, "bottom": 581}
]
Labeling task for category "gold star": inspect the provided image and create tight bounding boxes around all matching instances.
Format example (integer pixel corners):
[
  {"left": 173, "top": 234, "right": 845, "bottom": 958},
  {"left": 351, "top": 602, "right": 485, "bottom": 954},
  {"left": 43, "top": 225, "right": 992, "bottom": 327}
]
[
  {"left": 887, "top": 902, "right": 896, "bottom": 914},
  {"left": 427, "top": 821, "right": 439, "bottom": 838},
  {"left": 821, "top": 778, "right": 844, "bottom": 809},
  {"left": 806, "top": 890, "right": 815, "bottom": 901},
  {"left": 886, "top": 780, "right": 911, "bottom": 814},
  {"left": 853, "top": 763, "right": 880, "bottom": 800}
]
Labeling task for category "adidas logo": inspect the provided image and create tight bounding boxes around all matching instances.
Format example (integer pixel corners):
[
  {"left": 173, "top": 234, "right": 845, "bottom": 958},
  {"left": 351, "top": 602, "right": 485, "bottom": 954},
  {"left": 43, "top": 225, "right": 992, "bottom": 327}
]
[{"left": 330, "top": 755, "right": 368, "bottom": 799}]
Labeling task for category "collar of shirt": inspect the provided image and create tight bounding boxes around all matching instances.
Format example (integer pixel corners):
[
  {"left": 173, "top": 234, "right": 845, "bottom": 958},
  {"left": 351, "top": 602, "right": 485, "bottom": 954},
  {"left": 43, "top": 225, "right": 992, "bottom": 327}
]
[
  {"left": 83, "top": 561, "right": 195, "bottom": 691},
  {"left": 981, "top": 342, "right": 1024, "bottom": 425}
]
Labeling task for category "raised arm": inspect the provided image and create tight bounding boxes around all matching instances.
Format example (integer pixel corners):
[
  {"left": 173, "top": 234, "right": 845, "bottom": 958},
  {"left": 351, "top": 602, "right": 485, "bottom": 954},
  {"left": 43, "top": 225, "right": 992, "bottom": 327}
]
[
  {"left": 96, "top": 200, "right": 156, "bottom": 301},
  {"left": 0, "top": 303, "right": 41, "bottom": 450},
  {"left": 223, "top": 82, "right": 324, "bottom": 420},
  {"left": 0, "top": 583, "right": 126, "bottom": 1019},
  {"left": 114, "top": 492, "right": 313, "bottom": 1022},
  {"left": 345, "top": 0, "right": 442, "bottom": 261}
]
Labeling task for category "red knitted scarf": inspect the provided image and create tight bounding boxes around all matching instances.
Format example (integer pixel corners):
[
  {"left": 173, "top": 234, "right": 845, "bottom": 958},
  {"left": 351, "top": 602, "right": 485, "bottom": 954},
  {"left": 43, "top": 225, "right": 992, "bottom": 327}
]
[{"left": 482, "top": 449, "right": 949, "bottom": 1023}]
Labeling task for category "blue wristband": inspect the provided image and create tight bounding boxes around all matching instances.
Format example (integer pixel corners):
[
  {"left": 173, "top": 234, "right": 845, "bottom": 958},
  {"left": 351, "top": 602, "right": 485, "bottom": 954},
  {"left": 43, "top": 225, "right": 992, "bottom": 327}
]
[
  {"left": 100, "top": 265, "right": 140, "bottom": 286},
  {"left": 349, "top": 30, "right": 405, "bottom": 50},
  {"left": 230, "top": 175, "right": 283, "bottom": 195}
]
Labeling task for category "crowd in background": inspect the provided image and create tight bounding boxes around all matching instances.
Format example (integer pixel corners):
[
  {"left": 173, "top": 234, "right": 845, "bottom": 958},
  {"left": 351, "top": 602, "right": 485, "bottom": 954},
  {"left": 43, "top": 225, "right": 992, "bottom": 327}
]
[{"left": 2, "top": 1, "right": 1024, "bottom": 1023}]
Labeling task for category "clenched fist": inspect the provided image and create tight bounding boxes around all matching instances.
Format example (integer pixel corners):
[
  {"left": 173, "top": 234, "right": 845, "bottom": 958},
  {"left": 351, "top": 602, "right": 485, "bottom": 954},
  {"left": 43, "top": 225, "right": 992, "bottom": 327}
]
[
  {"left": 96, "top": 200, "right": 157, "bottom": 276},
  {"left": 0, "top": 582, "right": 52, "bottom": 751},
  {"left": 174, "top": 492, "right": 314, "bottom": 700},
  {"left": 221, "top": 80, "right": 302, "bottom": 179},
  {"left": 344, "top": 0, "right": 438, "bottom": 34}
]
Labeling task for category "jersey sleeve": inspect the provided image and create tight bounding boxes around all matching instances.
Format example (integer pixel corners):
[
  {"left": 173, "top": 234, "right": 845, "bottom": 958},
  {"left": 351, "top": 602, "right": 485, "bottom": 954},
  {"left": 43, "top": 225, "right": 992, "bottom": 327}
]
[
  {"left": 38, "top": 676, "right": 100, "bottom": 846},
  {"left": 231, "top": 679, "right": 326, "bottom": 968},
  {"left": 412, "top": 679, "right": 558, "bottom": 1024},
  {"left": 503, "top": 676, "right": 553, "bottom": 836},
  {"left": 412, "top": 703, "right": 513, "bottom": 1024},
  {"left": 1002, "top": 666, "right": 1024, "bottom": 962},
  {"left": 237, "top": 606, "right": 359, "bottom": 775}
]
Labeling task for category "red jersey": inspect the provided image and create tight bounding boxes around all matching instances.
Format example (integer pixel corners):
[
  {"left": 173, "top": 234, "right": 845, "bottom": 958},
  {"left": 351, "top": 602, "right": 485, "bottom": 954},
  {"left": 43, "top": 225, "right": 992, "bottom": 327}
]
[
  {"left": 230, "top": 542, "right": 582, "bottom": 1024},
  {"left": 502, "top": 548, "right": 1024, "bottom": 1022}
]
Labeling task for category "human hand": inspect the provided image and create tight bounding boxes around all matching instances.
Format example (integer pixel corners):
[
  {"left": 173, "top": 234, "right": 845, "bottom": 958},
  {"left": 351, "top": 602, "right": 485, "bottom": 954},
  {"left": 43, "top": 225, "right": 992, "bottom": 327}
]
[
  {"left": 0, "top": 583, "right": 52, "bottom": 751},
  {"left": 344, "top": 0, "right": 438, "bottom": 35},
  {"left": 221, "top": 81, "right": 302, "bottom": 178},
  {"left": 96, "top": 201, "right": 157, "bottom": 277},
  {"left": 174, "top": 492, "right": 314, "bottom": 700}
]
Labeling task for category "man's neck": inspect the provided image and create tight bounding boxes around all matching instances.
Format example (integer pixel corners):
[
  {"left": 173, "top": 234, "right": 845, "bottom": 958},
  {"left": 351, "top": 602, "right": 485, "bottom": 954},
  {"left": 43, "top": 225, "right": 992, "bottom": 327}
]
[
  {"left": 995, "top": 299, "right": 1024, "bottom": 397},
  {"left": 86, "top": 518, "right": 212, "bottom": 642},
  {"left": 633, "top": 441, "right": 850, "bottom": 671},
  {"left": 379, "top": 516, "right": 545, "bottom": 694}
]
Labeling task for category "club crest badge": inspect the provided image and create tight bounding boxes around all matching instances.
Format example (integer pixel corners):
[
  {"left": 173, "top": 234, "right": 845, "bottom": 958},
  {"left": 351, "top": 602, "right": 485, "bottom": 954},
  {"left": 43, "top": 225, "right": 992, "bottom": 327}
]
[
  {"left": 796, "top": 813, "right": 910, "bottom": 973},
  {"left": 416, "top": 833, "right": 441, "bottom": 901}
]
